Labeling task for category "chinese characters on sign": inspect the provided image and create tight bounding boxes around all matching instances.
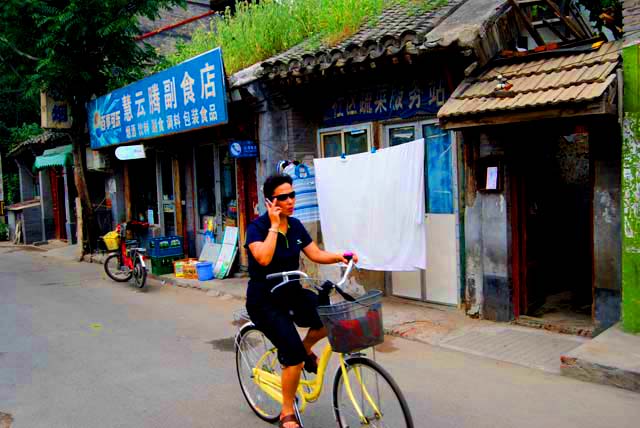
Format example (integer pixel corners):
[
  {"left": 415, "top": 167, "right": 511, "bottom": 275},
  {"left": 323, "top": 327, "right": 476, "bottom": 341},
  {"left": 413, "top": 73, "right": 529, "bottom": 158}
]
[
  {"left": 87, "top": 48, "right": 228, "bottom": 149},
  {"left": 322, "top": 80, "right": 449, "bottom": 126}
]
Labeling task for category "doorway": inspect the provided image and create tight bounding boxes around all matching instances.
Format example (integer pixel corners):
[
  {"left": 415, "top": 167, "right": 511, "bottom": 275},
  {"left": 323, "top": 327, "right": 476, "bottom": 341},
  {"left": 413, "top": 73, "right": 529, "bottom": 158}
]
[
  {"left": 511, "top": 129, "right": 593, "bottom": 330},
  {"left": 48, "top": 167, "right": 67, "bottom": 240},
  {"left": 385, "top": 121, "right": 460, "bottom": 305}
]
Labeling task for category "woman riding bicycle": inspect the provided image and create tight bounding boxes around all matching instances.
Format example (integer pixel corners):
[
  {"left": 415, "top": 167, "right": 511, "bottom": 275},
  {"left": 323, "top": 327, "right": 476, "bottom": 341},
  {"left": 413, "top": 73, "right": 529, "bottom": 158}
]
[{"left": 245, "top": 174, "right": 357, "bottom": 428}]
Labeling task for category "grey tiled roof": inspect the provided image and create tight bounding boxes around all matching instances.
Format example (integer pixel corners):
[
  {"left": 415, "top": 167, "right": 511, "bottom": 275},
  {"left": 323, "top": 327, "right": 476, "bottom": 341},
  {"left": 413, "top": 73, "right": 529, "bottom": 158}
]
[
  {"left": 261, "top": 0, "right": 466, "bottom": 78},
  {"left": 624, "top": 0, "right": 640, "bottom": 41},
  {"left": 8, "top": 131, "right": 72, "bottom": 158}
]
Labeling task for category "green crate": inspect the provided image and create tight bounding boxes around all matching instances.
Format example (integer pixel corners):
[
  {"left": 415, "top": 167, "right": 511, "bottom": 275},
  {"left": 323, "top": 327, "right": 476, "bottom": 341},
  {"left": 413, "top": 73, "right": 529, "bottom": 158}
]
[{"left": 150, "top": 254, "right": 183, "bottom": 276}]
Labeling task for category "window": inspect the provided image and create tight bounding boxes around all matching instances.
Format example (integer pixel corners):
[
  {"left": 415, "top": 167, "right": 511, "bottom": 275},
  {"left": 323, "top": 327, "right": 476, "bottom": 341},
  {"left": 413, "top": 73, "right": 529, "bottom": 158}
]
[
  {"left": 319, "top": 124, "right": 372, "bottom": 157},
  {"left": 385, "top": 121, "right": 454, "bottom": 214}
]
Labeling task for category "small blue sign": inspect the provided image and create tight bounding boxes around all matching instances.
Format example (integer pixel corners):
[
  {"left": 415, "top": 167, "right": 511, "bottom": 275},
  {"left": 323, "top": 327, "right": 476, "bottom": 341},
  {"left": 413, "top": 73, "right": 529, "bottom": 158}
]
[
  {"left": 88, "top": 48, "right": 228, "bottom": 149},
  {"left": 229, "top": 141, "right": 258, "bottom": 158}
]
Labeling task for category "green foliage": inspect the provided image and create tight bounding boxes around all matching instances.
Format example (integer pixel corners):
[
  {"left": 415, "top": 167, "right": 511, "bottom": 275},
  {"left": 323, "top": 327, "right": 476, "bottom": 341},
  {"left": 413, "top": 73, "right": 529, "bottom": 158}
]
[
  {"left": 576, "top": 0, "right": 622, "bottom": 37},
  {"left": 9, "top": 123, "right": 43, "bottom": 150},
  {"left": 160, "top": 0, "right": 448, "bottom": 74},
  {"left": 0, "top": 222, "right": 8, "bottom": 241},
  {"left": 0, "top": 122, "right": 42, "bottom": 206},
  {"left": 0, "top": 0, "right": 186, "bottom": 115}
]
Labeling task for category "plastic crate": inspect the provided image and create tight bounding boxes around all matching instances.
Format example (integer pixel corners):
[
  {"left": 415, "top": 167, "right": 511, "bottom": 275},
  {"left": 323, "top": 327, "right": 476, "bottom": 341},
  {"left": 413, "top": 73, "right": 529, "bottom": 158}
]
[
  {"left": 147, "top": 236, "right": 184, "bottom": 258},
  {"left": 150, "top": 254, "right": 183, "bottom": 276},
  {"left": 173, "top": 258, "right": 199, "bottom": 279}
]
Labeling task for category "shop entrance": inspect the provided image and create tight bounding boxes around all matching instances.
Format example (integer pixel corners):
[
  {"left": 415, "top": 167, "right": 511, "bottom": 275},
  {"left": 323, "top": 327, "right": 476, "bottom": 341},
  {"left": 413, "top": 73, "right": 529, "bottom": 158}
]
[{"left": 511, "top": 128, "right": 593, "bottom": 331}]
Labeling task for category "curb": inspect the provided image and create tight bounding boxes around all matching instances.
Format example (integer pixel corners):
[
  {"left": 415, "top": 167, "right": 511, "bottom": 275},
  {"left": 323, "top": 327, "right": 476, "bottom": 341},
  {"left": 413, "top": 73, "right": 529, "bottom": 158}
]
[
  {"left": 146, "top": 272, "right": 243, "bottom": 300},
  {"left": 560, "top": 355, "right": 640, "bottom": 393}
]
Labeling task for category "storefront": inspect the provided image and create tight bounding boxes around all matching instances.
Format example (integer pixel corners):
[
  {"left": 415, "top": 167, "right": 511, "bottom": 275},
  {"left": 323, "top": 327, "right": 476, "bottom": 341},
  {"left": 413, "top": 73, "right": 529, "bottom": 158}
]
[
  {"left": 87, "top": 48, "right": 257, "bottom": 268},
  {"left": 310, "top": 72, "right": 461, "bottom": 305},
  {"left": 225, "top": 0, "right": 520, "bottom": 302},
  {"left": 438, "top": 41, "right": 623, "bottom": 331}
]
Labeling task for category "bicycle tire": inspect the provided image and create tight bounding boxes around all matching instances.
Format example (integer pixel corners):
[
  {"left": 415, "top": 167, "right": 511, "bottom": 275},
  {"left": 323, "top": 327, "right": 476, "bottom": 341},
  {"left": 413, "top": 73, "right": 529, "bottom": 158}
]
[
  {"left": 104, "top": 253, "right": 132, "bottom": 282},
  {"left": 235, "top": 324, "right": 281, "bottom": 423},
  {"left": 133, "top": 256, "right": 147, "bottom": 289},
  {"left": 332, "top": 356, "right": 414, "bottom": 428}
]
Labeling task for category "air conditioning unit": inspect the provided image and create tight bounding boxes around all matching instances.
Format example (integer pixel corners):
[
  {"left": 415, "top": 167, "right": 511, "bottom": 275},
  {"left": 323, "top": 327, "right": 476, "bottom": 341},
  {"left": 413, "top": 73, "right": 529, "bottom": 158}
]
[{"left": 86, "top": 149, "right": 110, "bottom": 172}]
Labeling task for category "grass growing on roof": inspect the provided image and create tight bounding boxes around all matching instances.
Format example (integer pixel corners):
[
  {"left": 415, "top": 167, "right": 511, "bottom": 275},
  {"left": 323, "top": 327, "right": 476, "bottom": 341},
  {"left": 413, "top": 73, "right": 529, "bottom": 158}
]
[{"left": 157, "top": 0, "right": 448, "bottom": 75}]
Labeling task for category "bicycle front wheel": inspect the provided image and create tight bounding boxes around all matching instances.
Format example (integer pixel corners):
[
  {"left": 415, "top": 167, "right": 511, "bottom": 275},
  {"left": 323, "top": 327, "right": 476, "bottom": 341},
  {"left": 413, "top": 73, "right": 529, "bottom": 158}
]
[
  {"left": 333, "top": 357, "right": 413, "bottom": 428},
  {"left": 133, "top": 256, "right": 147, "bottom": 289},
  {"left": 104, "top": 253, "right": 132, "bottom": 282},
  {"left": 235, "top": 325, "right": 282, "bottom": 423}
]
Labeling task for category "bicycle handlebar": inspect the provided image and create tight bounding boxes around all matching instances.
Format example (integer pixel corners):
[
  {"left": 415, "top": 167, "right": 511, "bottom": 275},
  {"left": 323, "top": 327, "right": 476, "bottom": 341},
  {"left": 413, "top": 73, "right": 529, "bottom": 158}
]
[{"left": 269, "top": 259, "right": 356, "bottom": 295}]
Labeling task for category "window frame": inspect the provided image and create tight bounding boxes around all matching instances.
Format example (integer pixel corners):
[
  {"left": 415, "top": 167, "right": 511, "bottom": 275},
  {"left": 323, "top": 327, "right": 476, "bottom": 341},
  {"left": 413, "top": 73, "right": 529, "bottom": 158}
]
[
  {"left": 317, "top": 123, "right": 374, "bottom": 158},
  {"left": 383, "top": 119, "right": 456, "bottom": 214}
]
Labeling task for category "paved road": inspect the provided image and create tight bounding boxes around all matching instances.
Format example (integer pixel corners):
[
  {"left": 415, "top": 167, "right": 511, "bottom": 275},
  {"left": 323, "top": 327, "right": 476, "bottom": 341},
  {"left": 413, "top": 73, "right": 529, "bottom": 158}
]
[{"left": 1, "top": 247, "right": 638, "bottom": 428}]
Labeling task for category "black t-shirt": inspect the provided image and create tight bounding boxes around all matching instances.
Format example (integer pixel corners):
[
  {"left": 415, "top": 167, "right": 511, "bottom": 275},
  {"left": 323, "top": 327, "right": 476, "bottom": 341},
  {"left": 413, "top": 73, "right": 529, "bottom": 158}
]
[{"left": 244, "top": 213, "right": 313, "bottom": 304}]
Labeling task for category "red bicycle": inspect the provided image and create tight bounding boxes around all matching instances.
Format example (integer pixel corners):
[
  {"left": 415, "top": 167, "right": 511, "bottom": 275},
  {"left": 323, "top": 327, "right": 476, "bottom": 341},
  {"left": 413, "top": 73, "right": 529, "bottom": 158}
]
[{"left": 103, "top": 222, "right": 148, "bottom": 289}]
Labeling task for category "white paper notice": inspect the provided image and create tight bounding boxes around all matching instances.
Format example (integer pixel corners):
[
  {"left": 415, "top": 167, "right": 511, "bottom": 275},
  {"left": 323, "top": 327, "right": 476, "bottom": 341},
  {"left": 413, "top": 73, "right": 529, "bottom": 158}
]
[{"left": 486, "top": 167, "right": 498, "bottom": 190}]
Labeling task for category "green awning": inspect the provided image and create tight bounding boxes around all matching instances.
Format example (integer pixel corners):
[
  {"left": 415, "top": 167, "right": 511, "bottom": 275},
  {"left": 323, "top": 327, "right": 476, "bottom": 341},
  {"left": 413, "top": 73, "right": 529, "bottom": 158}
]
[{"left": 34, "top": 144, "right": 73, "bottom": 170}]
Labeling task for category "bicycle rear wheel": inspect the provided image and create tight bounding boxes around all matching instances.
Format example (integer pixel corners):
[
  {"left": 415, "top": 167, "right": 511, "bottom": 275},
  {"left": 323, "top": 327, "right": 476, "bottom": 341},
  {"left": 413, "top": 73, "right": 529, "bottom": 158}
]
[
  {"left": 104, "top": 254, "right": 132, "bottom": 282},
  {"left": 333, "top": 357, "right": 413, "bottom": 428},
  {"left": 235, "top": 325, "right": 281, "bottom": 423}
]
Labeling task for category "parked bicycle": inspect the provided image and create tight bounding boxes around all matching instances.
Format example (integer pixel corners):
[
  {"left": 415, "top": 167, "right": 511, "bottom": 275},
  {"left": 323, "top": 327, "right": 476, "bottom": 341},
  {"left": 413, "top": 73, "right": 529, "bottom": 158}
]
[
  {"left": 102, "top": 222, "right": 148, "bottom": 289},
  {"left": 235, "top": 258, "right": 414, "bottom": 428}
]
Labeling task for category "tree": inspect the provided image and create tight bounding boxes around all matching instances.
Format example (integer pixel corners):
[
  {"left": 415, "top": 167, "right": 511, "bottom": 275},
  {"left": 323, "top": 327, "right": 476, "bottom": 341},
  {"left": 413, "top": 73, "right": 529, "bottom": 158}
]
[
  {"left": 0, "top": 0, "right": 185, "bottom": 254},
  {"left": 576, "top": 0, "right": 623, "bottom": 38}
]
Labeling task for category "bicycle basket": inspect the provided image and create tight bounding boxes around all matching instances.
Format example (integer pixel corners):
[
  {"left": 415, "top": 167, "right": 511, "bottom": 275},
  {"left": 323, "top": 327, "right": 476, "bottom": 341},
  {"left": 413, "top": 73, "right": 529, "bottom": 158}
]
[
  {"left": 102, "top": 231, "right": 120, "bottom": 251},
  {"left": 317, "top": 290, "right": 384, "bottom": 353}
]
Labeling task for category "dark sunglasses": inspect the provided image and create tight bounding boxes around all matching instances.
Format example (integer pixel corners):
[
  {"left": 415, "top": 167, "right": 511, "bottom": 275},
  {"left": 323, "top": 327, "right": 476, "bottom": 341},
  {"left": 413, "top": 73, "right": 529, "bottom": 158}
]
[{"left": 272, "top": 191, "right": 296, "bottom": 202}]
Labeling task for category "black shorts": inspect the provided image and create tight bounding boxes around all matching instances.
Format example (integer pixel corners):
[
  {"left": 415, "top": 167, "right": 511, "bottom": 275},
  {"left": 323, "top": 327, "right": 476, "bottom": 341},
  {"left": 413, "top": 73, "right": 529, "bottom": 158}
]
[{"left": 246, "top": 287, "right": 324, "bottom": 367}]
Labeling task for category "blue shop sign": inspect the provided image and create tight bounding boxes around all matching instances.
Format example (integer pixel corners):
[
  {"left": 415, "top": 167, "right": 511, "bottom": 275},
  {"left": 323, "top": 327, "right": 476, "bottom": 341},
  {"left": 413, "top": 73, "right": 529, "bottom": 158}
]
[
  {"left": 229, "top": 140, "right": 258, "bottom": 158},
  {"left": 323, "top": 79, "right": 449, "bottom": 127},
  {"left": 88, "top": 48, "right": 228, "bottom": 149}
]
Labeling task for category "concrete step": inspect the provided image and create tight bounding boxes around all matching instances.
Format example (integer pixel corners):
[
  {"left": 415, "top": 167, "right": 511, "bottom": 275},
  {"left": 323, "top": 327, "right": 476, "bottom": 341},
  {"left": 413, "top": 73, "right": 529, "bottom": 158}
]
[{"left": 561, "top": 323, "right": 640, "bottom": 393}]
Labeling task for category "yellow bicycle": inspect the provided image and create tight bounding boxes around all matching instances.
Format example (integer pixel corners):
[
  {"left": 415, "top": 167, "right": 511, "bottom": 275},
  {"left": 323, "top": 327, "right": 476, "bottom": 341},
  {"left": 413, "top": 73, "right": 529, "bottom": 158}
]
[{"left": 234, "top": 260, "right": 414, "bottom": 428}]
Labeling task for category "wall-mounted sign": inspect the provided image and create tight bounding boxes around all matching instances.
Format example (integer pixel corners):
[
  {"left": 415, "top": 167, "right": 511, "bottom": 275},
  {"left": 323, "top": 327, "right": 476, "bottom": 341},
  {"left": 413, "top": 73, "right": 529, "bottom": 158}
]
[
  {"left": 115, "top": 145, "right": 146, "bottom": 160},
  {"left": 323, "top": 79, "right": 449, "bottom": 127},
  {"left": 41, "top": 93, "right": 73, "bottom": 129},
  {"left": 87, "top": 48, "right": 228, "bottom": 149},
  {"left": 229, "top": 140, "right": 258, "bottom": 158}
]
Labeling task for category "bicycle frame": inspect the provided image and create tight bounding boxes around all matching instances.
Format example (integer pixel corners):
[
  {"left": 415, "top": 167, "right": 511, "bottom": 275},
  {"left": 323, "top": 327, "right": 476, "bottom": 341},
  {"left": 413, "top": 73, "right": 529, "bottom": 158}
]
[
  {"left": 112, "top": 223, "right": 146, "bottom": 272},
  {"left": 117, "top": 239, "right": 136, "bottom": 270},
  {"left": 248, "top": 338, "right": 381, "bottom": 424}
]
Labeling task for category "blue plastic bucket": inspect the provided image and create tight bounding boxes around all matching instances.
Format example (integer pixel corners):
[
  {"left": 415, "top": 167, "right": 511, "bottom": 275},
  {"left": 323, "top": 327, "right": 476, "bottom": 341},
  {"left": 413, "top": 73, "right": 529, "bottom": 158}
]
[{"left": 196, "top": 261, "right": 214, "bottom": 281}]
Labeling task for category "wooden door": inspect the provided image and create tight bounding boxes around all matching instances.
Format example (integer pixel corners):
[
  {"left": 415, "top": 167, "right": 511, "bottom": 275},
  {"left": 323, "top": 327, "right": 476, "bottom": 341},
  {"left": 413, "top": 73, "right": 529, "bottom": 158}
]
[{"left": 48, "top": 168, "right": 67, "bottom": 240}]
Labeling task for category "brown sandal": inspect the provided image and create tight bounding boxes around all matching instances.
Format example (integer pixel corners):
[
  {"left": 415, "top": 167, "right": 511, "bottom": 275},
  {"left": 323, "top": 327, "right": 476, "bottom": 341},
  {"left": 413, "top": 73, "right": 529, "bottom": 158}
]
[{"left": 279, "top": 413, "right": 301, "bottom": 428}]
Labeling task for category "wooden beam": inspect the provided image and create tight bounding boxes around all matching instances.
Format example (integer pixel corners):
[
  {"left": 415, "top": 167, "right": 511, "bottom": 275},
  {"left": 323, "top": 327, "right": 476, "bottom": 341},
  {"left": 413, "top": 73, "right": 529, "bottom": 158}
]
[
  {"left": 172, "top": 158, "right": 183, "bottom": 238},
  {"left": 508, "top": 0, "right": 546, "bottom": 47},
  {"left": 440, "top": 99, "right": 611, "bottom": 130},
  {"left": 543, "top": 0, "right": 586, "bottom": 39},
  {"left": 542, "top": 18, "right": 570, "bottom": 42}
]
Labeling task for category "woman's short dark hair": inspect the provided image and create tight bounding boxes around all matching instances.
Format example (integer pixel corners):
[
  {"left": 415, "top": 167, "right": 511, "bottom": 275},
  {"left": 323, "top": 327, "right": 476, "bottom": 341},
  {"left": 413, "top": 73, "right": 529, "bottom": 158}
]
[{"left": 263, "top": 174, "right": 293, "bottom": 199}]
